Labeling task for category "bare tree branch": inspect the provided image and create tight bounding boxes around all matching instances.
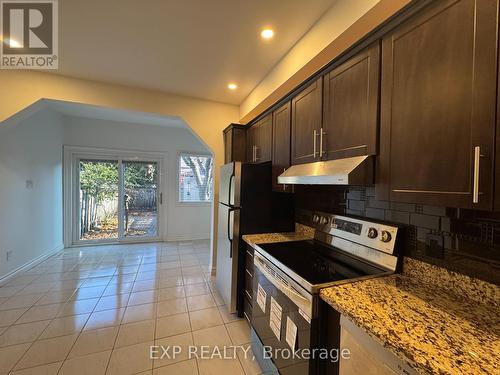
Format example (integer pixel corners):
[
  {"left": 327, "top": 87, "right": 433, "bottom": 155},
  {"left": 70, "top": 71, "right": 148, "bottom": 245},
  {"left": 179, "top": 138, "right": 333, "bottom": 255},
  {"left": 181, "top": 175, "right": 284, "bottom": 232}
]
[{"left": 181, "top": 156, "right": 213, "bottom": 201}]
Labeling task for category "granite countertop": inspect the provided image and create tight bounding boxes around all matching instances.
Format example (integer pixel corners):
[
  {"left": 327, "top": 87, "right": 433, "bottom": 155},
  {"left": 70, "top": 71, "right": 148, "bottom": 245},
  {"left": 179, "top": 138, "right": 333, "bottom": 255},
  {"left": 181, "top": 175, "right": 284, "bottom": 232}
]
[
  {"left": 320, "top": 258, "right": 500, "bottom": 375},
  {"left": 242, "top": 223, "right": 314, "bottom": 247}
]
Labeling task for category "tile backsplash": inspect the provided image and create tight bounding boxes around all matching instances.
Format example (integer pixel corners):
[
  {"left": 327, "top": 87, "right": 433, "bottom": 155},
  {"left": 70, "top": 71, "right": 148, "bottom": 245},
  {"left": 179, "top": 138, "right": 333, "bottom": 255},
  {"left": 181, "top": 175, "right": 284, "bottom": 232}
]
[{"left": 293, "top": 185, "right": 500, "bottom": 285}]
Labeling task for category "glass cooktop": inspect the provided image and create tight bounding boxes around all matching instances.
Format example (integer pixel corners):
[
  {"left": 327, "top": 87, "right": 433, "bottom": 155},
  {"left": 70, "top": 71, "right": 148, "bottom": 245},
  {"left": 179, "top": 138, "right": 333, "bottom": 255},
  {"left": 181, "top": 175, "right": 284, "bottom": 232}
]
[{"left": 257, "top": 240, "right": 385, "bottom": 286}]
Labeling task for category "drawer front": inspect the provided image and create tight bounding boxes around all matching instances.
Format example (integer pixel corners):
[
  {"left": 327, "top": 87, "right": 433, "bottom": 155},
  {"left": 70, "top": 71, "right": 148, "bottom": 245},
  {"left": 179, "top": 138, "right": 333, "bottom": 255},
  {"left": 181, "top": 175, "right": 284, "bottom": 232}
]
[
  {"left": 245, "top": 246, "right": 254, "bottom": 267},
  {"left": 245, "top": 246, "right": 254, "bottom": 301},
  {"left": 243, "top": 294, "right": 252, "bottom": 323},
  {"left": 245, "top": 267, "right": 253, "bottom": 300}
]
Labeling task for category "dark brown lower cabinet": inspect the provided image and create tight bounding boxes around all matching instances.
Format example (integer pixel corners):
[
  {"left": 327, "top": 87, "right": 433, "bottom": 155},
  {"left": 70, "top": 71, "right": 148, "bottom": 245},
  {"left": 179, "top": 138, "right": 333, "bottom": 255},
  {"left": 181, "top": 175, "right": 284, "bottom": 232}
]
[
  {"left": 243, "top": 246, "right": 254, "bottom": 323},
  {"left": 376, "top": 0, "right": 498, "bottom": 209},
  {"left": 272, "top": 101, "right": 292, "bottom": 192}
]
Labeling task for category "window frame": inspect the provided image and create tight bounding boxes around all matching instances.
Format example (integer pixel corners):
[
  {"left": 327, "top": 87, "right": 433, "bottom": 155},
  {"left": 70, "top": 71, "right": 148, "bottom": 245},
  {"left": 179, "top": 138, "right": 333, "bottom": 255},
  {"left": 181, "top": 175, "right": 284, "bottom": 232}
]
[{"left": 177, "top": 152, "right": 214, "bottom": 205}]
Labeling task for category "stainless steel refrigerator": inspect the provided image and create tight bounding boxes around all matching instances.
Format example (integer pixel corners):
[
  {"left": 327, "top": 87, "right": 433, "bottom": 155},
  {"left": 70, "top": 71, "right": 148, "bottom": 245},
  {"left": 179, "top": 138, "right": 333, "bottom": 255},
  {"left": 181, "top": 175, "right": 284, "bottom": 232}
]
[{"left": 216, "top": 161, "right": 294, "bottom": 314}]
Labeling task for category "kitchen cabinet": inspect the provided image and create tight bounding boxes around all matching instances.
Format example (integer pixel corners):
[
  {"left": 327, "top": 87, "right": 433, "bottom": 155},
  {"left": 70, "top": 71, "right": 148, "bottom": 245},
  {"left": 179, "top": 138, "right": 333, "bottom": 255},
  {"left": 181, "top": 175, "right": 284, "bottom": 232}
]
[
  {"left": 323, "top": 43, "right": 380, "bottom": 160},
  {"left": 291, "top": 77, "right": 323, "bottom": 165},
  {"left": 376, "top": 0, "right": 498, "bottom": 209},
  {"left": 247, "top": 114, "right": 272, "bottom": 163},
  {"left": 496, "top": 25, "right": 500, "bottom": 212},
  {"left": 272, "top": 101, "right": 292, "bottom": 192},
  {"left": 223, "top": 124, "right": 247, "bottom": 163},
  {"left": 246, "top": 125, "right": 258, "bottom": 162},
  {"left": 339, "top": 315, "right": 417, "bottom": 375},
  {"left": 258, "top": 114, "right": 272, "bottom": 162},
  {"left": 243, "top": 245, "right": 254, "bottom": 323}
]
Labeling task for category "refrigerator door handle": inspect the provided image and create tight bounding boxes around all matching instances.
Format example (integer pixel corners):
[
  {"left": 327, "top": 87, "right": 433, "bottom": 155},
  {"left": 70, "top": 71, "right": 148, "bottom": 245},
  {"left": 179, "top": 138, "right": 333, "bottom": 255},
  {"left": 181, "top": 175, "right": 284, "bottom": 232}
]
[
  {"left": 228, "top": 174, "right": 235, "bottom": 206},
  {"left": 227, "top": 207, "right": 236, "bottom": 258}
]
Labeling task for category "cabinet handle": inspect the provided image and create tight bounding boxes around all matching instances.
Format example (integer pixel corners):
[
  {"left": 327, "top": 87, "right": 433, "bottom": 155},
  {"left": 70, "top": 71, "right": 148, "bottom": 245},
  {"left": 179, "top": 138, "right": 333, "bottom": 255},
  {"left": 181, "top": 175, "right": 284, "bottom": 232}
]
[
  {"left": 256, "top": 146, "right": 260, "bottom": 161},
  {"left": 319, "top": 128, "right": 325, "bottom": 158},
  {"left": 313, "top": 130, "right": 318, "bottom": 158},
  {"left": 473, "top": 146, "right": 482, "bottom": 204},
  {"left": 252, "top": 145, "right": 256, "bottom": 162}
]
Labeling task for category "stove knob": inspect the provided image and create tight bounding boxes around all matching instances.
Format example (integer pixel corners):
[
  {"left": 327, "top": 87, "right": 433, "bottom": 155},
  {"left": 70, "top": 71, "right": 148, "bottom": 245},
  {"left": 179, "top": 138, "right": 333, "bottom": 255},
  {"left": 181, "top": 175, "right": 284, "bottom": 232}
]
[
  {"left": 381, "top": 230, "right": 392, "bottom": 243},
  {"left": 312, "top": 214, "right": 320, "bottom": 224},
  {"left": 367, "top": 227, "right": 378, "bottom": 239},
  {"left": 320, "top": 216, "right": 329, "bottom": 225}
]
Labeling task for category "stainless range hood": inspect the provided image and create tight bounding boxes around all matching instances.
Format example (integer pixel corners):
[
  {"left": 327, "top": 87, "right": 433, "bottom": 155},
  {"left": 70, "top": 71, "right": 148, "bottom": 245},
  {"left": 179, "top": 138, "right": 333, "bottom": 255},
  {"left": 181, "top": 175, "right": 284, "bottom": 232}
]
[{"left": 278, "top": 155, "right": 374, "bottom": 185}]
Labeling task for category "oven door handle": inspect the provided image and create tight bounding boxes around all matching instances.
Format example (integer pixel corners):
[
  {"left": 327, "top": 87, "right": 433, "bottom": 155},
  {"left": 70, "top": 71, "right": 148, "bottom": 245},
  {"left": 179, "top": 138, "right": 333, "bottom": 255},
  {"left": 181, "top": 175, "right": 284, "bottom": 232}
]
[{"left": 254, "top": 256, "right": 310, "bottom": 304}]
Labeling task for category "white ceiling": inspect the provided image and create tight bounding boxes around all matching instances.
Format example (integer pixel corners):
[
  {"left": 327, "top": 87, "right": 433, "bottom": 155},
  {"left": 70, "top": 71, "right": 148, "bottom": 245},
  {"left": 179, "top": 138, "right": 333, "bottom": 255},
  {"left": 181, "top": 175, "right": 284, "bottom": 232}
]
[{"left": 55, "top": 0, "right": 336, "bottom": 104}]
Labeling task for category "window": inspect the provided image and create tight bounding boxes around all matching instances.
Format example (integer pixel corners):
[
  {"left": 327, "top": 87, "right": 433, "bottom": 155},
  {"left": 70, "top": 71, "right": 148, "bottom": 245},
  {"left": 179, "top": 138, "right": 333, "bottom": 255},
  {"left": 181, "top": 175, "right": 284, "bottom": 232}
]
[{"left": 179, "top": 154, "right": 214, "bottom": 203}]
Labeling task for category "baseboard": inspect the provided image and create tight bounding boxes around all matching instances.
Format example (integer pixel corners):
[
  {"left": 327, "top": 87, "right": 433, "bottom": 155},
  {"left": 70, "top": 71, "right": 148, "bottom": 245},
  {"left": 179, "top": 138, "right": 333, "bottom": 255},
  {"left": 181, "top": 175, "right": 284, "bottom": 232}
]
[
  {"left": 166, "top": 233, "right": 210, "bottom": 241},
  {"left": 0, "top": 243, "right": 65, "bottom": 285}
]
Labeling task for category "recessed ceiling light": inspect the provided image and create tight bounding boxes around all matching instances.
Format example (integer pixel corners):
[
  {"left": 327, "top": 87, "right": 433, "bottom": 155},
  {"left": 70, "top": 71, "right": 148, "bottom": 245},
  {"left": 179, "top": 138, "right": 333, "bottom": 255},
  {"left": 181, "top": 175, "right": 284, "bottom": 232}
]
[
  {"left": 261, "top": 28, "right": 274, "bottom": 40},
  {"left": 228, "top": 83, "right": 238, "bottom": 90}
]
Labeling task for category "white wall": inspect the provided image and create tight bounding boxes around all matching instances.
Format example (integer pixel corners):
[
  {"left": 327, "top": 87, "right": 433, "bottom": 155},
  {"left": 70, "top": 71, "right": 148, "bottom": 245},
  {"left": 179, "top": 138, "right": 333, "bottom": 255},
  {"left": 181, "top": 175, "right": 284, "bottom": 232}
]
[
  {"left": 0, "top": 110, "right": 64, "bottom": 279},
  {"left": 63, "top": 116, "right": 213, "bottom": 241},
  {"left": 239, "top": 0, "right": 385, "bottom": 120}
]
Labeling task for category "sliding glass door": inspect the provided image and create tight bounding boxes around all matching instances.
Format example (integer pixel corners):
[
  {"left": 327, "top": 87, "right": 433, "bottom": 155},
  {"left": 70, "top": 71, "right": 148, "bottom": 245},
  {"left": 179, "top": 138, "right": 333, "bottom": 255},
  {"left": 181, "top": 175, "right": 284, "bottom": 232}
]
[
  {"left": 122, "top": 161, "right": 159, "bottom": 239},
  {"left": 79, "top": 159, "right": 120, "bottom": 241},
  {"left": 75, "top": 155, "right": 162, "bottom": 245}
]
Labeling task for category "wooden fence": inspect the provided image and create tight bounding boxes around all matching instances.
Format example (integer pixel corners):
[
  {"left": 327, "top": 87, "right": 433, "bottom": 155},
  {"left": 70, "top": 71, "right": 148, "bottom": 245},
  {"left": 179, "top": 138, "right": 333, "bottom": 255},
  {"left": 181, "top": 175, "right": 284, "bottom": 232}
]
[{"left": 80, "top": 187, "right": 157, "bottom": 236}]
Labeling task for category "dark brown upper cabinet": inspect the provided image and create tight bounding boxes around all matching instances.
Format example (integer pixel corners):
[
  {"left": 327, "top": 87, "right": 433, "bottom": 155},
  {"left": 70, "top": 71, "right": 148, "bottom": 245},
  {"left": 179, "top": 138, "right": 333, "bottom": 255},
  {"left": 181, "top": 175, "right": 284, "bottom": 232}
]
[
  {"left": 223, "top": 124, "right": 247, "bottom": 164},
  {"left": 247, "top": 114, "right": 272, "bottom": 163},
  {"left": 257, "top": 114, "right": 272, "bottom": 163},
  {"left": 323, "top": 43, "right": 380, "bottom": 160},
  {"left": 291, "top": 77, "right": 323, "bottom": 165},
  {"left": 376, "top": 0, "right": 498, "bottom": 210},
  {"left": 246, "top": 124, "right": 258, "bottom": 162},
  {"left": 496, "top": 44, "right": 500, "bottom": 211},
  {"left": 272, "top": 101, "right": 292, "bottom": 192}
]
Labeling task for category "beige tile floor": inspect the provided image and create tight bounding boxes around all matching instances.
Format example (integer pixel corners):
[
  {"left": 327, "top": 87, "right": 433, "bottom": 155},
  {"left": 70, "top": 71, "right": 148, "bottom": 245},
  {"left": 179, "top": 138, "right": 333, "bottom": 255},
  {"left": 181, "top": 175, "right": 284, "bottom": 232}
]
[{"left": 0, "top": 241, "right": 263, "bottom": 375}]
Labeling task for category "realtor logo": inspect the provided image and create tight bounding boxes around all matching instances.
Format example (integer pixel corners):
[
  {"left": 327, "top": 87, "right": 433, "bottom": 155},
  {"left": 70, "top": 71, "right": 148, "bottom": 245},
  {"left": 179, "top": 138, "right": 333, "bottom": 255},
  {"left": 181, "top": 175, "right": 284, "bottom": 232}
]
[{"left": 1, "top": 0, "right": 58, "bottom": 69}]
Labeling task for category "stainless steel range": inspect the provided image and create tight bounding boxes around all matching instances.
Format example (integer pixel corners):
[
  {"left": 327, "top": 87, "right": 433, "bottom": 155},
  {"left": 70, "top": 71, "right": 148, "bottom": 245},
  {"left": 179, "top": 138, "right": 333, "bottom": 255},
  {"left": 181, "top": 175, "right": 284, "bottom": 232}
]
[{"left": 250, "top": 212, "right": 403, "bottom": 375}]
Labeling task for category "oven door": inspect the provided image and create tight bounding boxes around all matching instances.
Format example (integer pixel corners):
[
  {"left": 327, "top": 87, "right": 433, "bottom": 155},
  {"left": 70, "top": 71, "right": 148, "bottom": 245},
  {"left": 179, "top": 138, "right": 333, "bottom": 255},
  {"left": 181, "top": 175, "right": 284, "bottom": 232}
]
[{"left": 252, "top": 252, "right": 317, "bottom": 375}]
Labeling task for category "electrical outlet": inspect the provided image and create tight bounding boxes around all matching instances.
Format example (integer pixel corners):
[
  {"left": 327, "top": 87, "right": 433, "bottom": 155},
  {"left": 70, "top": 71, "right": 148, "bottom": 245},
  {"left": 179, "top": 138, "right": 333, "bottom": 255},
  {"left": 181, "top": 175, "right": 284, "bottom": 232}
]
[{"left": 6, "top": 250, "right": 13, "bottom": 262}]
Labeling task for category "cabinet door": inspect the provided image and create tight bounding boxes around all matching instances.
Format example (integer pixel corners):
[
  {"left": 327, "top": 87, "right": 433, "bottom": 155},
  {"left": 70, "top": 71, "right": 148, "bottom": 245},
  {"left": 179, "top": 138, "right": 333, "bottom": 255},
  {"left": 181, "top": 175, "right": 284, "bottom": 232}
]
[
  {"left": 323, "top": 43, "right": 380, "bottom": 160},
  {"left": 246, "top": 125, "right": 258, "bottom": 163},
  {"left": 256, "top": 114, "right": 272, "bottom": 163},
  {"left": 224, "top": 130, "right": 232, "bottom": 164},
  {"left": 377, "top": 0, "right": 498, "bottom": 209},
  {"left": 223, "top": 126, "right": 247, "bottom": 163},
  {"left": 272, "top": 101, "right": 292, "bottom": 192},
  {"left": 291, "top": 77, "right": 323, "bottom": 165},
  {"left": 232, "top": 128, "right": 247, "bottom": 163}
]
